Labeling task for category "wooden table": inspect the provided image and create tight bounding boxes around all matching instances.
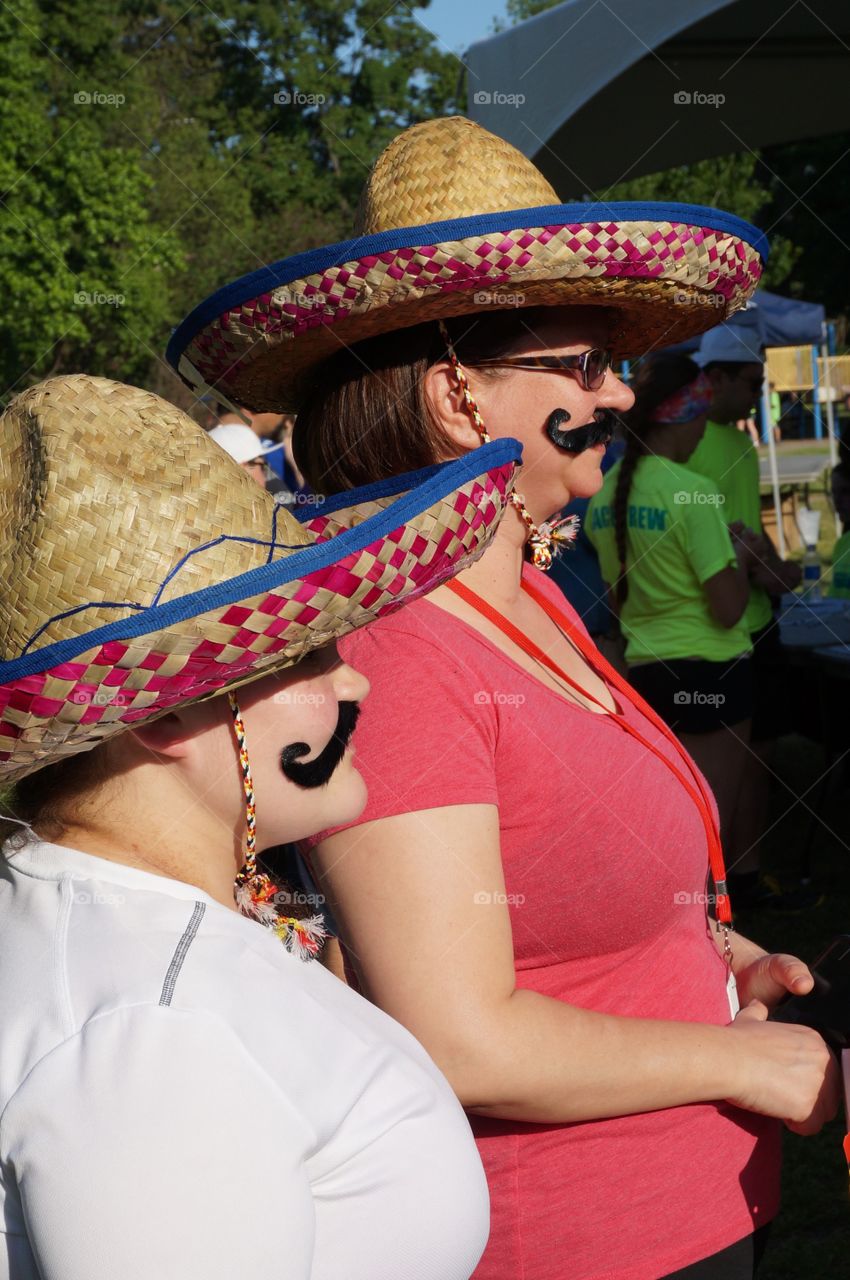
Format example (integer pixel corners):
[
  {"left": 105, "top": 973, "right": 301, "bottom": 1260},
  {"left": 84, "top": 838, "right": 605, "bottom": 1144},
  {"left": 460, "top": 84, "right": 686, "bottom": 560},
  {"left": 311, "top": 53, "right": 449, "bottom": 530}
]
[{"left": 759, "top": 455, "right": 830, "bottom": 489}]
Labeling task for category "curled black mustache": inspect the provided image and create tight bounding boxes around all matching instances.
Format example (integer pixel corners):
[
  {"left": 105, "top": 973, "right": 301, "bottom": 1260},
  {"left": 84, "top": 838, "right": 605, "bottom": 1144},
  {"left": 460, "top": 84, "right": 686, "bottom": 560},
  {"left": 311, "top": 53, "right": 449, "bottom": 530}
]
[
  {"left": 545, "top": 408, "right": 616, "bottom": 454},
  {"left": 279, "top": 700, "right": 361, "bottom": 788}
]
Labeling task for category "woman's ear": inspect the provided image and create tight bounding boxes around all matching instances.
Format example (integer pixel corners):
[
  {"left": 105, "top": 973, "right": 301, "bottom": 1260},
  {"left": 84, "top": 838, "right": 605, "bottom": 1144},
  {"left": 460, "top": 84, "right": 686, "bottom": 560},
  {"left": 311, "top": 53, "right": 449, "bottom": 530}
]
[
  {"left": 423, "top": 361, "right": 485, "bottom": 453},
  {"left": 129, "top": 710, "right": 199, "bottom": 760}
]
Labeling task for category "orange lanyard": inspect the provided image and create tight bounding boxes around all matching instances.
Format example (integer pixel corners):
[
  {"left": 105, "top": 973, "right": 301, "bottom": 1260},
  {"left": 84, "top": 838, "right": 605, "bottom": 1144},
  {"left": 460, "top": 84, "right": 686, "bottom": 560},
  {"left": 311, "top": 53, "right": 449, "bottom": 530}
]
[{"left": 446, "top": 575, "right": 734, "bottom": 936}]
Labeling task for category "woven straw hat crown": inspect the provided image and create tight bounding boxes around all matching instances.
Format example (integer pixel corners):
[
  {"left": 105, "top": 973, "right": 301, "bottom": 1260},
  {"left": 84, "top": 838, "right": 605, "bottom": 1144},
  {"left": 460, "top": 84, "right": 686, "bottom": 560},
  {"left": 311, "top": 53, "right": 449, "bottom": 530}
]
[
  {"left": 0, "top": 375, "right": 311, "bottom": 661},
  {"left": 354, "top": 115, "right": 559, "bottom": 234}
]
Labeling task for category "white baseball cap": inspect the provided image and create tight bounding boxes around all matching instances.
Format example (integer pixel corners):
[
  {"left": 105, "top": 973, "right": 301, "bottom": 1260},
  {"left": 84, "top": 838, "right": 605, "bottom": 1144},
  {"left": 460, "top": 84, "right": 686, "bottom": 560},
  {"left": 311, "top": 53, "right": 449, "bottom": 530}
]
[
  {"left": 696, "top": 315, "right": 765, "bottom": 367},
  {"left": 208, "top": 423, "right": 283, "bottom": 465}
]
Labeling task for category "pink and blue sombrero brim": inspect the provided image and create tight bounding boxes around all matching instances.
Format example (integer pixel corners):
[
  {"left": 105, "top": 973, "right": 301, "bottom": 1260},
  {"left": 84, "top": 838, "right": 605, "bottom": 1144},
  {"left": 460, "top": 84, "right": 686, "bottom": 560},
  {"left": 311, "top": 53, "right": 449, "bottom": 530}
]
[
  {"left": 0, "top": 439, "right": 520, "bottom": 781},
  {"left": 166, "top": 202, "right": 768, "bottom": 413}
]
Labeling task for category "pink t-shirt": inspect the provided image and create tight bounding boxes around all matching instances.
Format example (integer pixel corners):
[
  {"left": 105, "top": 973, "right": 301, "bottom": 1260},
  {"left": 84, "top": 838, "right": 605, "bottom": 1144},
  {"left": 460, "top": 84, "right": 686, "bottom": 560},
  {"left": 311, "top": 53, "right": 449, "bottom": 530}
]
[{"left": 302, "top": 563, "right": 780, "bottom": 1280}]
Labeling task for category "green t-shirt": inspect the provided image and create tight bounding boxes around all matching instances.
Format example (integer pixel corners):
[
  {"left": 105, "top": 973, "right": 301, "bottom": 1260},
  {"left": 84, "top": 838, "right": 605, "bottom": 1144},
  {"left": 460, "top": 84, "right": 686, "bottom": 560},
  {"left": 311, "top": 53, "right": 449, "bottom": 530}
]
[
  {"left": 686, "top": 420, "right": 773, "bottom": 634},
  {"left": 829, "top": 530, "right": 850, "bottom": 599},
  {"left": 586, "top": 456, "right": 752, "bottom": 664}
]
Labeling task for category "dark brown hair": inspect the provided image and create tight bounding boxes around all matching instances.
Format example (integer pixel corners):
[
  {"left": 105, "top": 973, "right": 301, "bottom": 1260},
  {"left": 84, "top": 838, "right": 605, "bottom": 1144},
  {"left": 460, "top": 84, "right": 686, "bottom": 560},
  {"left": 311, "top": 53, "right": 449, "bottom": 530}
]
[
  {"left": 0, "top": 746, "right": 111, "bottom": 846},
  {"left": 612, "top": 353, "right": 702, "bottom": 607},
  {"left": 293, "top": 307, "right": 559, "bottom": 494}
]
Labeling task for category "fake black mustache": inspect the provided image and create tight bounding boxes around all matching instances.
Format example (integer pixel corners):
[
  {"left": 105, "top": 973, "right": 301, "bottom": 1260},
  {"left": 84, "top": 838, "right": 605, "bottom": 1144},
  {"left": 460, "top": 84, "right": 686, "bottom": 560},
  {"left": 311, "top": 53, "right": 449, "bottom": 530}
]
[
  {"left": 279, "top": 700, "right": 361, "bottom": 788},
  {"left": 545, "top": 408, "right": 615, "bottom": 454}
]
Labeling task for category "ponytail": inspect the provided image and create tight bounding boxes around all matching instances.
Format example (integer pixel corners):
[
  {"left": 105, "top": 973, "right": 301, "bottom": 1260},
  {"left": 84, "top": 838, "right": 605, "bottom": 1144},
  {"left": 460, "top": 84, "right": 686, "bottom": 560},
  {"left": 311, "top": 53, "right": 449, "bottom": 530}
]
[
  {"left": 612, "top": 352, "right": 704, "bottom": 608},
  {"left": 612, "top": 437, "right": 644, "bottom": 608}
]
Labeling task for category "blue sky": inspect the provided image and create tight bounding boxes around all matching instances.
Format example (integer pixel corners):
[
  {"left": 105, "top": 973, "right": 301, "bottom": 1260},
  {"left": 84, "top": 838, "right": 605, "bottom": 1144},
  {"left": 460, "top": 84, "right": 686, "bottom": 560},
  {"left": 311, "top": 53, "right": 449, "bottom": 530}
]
[{"left": 411, "top": 0, "right": 510, "bottom": 58}]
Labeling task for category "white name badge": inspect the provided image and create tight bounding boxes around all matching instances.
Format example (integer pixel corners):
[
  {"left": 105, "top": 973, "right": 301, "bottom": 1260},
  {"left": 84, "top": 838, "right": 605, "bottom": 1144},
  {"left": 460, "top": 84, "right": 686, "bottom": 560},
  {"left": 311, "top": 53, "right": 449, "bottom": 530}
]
[{"left": 727, "top": 970, "right": 740, "bottom": 1020}]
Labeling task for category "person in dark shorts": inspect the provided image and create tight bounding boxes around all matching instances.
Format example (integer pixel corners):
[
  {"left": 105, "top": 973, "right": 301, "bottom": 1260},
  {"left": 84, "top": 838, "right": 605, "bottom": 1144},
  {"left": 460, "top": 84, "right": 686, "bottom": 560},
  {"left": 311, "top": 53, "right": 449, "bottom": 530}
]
[
  {"left": 689, "top": 323, "right": 815, "bottom": 910},
  {"left": 587, "top": 353, "right": 759, "bottom": 849}
]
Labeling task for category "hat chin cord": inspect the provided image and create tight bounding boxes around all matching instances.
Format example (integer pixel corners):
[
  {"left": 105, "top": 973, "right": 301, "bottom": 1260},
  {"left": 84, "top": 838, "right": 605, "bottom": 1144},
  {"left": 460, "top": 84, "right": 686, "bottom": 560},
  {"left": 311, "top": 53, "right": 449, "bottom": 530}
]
[
  {"left": 437, "top": 320, "right": 578, "bottom": 571},
  {"left": 226, "top": 690, "right": 327, "bottom": 960}
]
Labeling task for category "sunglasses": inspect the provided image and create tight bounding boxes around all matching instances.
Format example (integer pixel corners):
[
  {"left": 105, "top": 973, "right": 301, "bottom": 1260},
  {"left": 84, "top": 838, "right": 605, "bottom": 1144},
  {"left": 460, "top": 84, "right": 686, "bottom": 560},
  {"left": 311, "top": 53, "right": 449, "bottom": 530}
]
[{"left": 465, "top": 349, "right": 613, "bottom": 392}]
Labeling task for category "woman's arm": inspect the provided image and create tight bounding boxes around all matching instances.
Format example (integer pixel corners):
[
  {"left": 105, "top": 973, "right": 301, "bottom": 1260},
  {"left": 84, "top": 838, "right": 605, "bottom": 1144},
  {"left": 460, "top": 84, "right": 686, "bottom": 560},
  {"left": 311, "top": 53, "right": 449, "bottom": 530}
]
[
  {"left": 701, "top": 557, "right": 751, "bottom": 629},
  {"left": 702, "top": 564, "right": 749, "bottom": 628},
  {"left": 311, "top": 805, "right": 838, "bottom": 1133}
]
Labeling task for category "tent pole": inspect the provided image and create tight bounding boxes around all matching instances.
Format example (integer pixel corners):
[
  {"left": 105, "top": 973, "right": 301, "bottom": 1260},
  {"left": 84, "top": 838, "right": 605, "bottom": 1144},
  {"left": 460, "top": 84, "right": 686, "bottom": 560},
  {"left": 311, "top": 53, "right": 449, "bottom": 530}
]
[
  {"left": 812, "top": 346, "right": 824, "bottom": 441},
  {"left": 762, "top": 375, "right": 786, "bottom": 558},
  {"left": 822, "top": 343, "right": 838, "bottom": 470}
]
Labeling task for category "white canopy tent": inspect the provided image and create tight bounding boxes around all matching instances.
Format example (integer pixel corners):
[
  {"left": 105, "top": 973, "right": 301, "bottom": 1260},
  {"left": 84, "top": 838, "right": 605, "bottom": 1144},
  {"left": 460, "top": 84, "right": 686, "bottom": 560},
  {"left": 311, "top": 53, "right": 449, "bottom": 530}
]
[{"left": 466, "top": 0, "right": 850, "bottom": 195}]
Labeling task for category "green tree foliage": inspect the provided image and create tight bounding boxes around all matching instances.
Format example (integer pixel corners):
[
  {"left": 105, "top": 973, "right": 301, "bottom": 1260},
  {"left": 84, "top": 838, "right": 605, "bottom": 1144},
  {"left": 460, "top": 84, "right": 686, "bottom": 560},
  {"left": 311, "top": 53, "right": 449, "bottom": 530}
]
[
  {"left": 2, "top": 0, "right": 846, "bottom": 405},
  {"left": 758, "top": 131, "right": 850, "bottom": 318},
  {"left": 0, "top": 0, "right": 183, "bottom": 394},
  {"left": 606, "top": 156, "right": 800, "bottom": 292},
  {"left": 0, "top": 0, "right": 459, "bottom": 401}
]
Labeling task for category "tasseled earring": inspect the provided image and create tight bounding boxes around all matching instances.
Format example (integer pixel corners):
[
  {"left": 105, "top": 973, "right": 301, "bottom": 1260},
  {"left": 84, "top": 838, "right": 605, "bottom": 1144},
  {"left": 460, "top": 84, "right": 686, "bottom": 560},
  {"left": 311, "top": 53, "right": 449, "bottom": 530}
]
[
  {"left": 227, "top": 690, "right": 327, "bottom": 960},
  {"left": 437, "top": 320, "right": 580, "bottom": 570}
]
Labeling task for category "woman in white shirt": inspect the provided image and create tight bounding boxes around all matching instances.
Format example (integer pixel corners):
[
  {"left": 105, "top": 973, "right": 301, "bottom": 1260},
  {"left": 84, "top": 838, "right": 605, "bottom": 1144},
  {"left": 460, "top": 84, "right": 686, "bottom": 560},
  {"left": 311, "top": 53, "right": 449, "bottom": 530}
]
[{"left": 0, "top": 374, "right": 521, "bottom": 1279}]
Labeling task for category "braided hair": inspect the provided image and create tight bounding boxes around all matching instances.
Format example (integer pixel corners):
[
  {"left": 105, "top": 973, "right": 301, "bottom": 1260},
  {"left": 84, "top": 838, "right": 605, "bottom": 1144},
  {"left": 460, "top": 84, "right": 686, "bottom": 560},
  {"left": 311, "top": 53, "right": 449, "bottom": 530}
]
[{"left": 612, "top": 353, "right": 704, "bottom": 607}]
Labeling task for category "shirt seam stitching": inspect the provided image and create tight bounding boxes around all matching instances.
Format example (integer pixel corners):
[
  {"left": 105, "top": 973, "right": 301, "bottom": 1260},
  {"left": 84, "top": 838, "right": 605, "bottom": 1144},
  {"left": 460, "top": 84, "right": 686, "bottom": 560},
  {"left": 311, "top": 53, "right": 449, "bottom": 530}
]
[{"left": 159, "top": 901, "right": 206, "bottom": 1006}]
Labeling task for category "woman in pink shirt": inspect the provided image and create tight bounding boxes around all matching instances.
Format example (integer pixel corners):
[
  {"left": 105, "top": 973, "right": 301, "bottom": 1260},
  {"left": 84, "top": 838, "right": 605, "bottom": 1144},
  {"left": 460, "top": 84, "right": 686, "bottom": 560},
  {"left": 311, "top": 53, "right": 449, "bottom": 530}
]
[{"left": 168, "top": 117, "right": 839, "bottom": 1280}]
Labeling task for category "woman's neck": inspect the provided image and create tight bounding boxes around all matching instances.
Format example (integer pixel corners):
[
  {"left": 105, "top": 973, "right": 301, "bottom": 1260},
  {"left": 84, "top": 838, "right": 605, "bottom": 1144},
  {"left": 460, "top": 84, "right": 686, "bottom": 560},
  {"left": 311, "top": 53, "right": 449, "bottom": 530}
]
[
  {"left": 47, "top": 782, "right": 243, "bottom": 912},
  {"left": 645, "top": 426, "right": 690, "bottom": 465},
  {"left": 449, "top": 504, "right": 529, "bottom": 608}
]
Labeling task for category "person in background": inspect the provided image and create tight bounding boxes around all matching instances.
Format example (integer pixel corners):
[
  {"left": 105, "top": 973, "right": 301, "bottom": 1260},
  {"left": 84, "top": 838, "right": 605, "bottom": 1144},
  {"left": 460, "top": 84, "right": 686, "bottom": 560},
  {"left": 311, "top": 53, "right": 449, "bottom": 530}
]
[
  {"left": 216, "top": 403, "right": 306, "bottom": 498},
  {"left": 769, "top": 381, "right": 782, "bottom": 442},
  {"left": 209, "top": 420, "right": 284, "bottom": 488},
  {"left": 277, "top": 412, "right": 306, "bottom": 490},
  {"left": 688, "top": 324, "right": 811, "bottom": 911},
  {"left": 215, "top": 402, "right": 284, "bottom": 441},
  {"left": 586, "top": 353, "right": 758, "bottom": 849},
  {"left": 548, "top": 434, "right": 627, "bottom": 673},
  {"left": 829, "top": 449, "right": 850, "bottom": 598}
]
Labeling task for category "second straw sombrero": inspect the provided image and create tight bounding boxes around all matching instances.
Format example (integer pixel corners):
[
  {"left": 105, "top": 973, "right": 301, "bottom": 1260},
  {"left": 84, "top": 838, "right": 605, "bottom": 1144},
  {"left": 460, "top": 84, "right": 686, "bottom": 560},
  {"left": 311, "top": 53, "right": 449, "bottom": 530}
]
[
  {"left": 166, "top": 115, "right": 768, "bottom": 413},
  {"left": 0, "top": 375, "right": 520, "bottom": 782}
]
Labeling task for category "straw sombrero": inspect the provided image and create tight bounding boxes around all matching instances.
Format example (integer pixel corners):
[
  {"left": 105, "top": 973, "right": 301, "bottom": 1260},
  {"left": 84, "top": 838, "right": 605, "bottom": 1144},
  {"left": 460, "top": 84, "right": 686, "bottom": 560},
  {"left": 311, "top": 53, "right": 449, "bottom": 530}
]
[
  {"left": 166, "top": 115, "right": 768, "bottom": 414},
  {"left": 0, "top": 375, "right": 520, "bottom": 782}
]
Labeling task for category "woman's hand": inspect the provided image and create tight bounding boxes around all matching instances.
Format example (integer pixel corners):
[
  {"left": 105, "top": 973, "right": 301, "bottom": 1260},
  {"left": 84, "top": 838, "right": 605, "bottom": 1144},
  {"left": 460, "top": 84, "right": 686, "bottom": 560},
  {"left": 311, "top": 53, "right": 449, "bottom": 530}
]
[
  {"left": 734, "top": 951, "right": 814, "bottom": 1011},
  {"left": 728, "top": 523, "right": 762, "bottom": 571},
  {"left": 726, "top": 999, "right": 840, "bottom": 1135}
]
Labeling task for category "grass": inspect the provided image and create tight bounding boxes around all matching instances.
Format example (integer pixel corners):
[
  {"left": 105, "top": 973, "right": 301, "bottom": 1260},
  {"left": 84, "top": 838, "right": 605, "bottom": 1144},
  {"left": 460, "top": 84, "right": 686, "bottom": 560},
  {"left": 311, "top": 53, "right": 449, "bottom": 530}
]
[
  {"left": 735, "top": 733, "right": 850, "bottom": 1278},
  {"left": 742, "top": 439, "right": 850, "bottom": 1272}
]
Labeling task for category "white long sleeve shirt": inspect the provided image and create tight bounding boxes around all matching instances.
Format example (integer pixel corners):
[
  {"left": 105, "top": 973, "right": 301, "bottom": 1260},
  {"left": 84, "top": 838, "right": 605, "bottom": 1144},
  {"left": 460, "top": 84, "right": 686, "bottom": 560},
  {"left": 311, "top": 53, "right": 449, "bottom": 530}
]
[{"left": 0, "top": 837, "right": 489, "bottom": 1279}]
